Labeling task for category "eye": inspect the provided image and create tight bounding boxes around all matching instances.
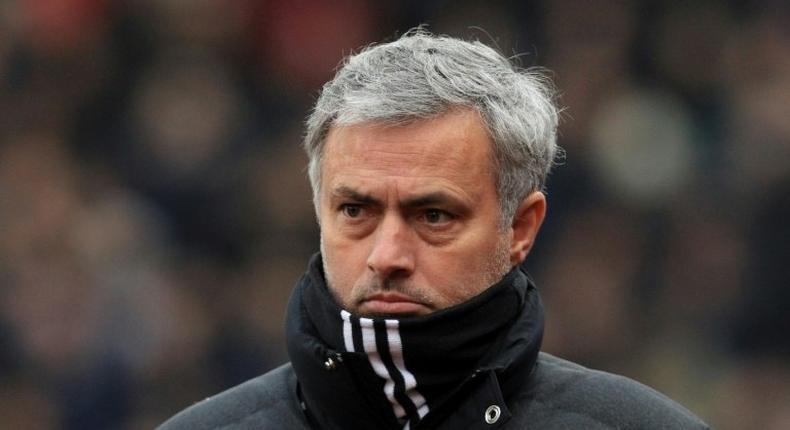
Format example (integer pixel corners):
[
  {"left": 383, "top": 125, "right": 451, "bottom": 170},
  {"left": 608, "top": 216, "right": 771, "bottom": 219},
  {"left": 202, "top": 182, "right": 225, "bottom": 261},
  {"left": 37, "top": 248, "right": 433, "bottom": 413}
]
[
  {"left": 341, "top": 204, "right": 363, "bottom": 218},
  {"left": 423, "top": 209, "right": 452, "bottom": 224}
]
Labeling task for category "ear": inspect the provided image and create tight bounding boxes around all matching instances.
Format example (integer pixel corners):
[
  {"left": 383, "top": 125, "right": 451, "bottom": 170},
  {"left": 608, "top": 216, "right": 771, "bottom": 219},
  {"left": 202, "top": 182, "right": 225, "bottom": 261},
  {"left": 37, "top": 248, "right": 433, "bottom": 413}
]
[{"left": 509, "top": 191, "right": 547, "bottom": 265}]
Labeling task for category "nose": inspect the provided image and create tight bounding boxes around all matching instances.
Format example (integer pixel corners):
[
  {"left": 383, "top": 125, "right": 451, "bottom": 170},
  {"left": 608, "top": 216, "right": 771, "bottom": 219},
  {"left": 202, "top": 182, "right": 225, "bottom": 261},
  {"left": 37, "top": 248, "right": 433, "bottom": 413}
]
[{"left": 366, "top": 214, "right": 415, "bottom": 281}]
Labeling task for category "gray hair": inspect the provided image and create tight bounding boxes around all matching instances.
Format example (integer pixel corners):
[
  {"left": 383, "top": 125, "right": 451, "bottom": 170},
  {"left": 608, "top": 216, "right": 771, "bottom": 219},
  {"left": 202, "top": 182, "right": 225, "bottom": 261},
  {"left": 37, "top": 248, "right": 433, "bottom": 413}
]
[{"left": 303, "top": 29, "right": 561, "bottom": 226}]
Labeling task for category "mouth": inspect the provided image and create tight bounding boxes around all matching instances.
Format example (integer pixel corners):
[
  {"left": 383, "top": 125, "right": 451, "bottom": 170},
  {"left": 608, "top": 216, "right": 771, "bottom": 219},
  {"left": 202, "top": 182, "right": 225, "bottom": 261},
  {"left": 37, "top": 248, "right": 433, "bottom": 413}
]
[{"left": 358, "top": 292, "right": 432, "bottom": 317}]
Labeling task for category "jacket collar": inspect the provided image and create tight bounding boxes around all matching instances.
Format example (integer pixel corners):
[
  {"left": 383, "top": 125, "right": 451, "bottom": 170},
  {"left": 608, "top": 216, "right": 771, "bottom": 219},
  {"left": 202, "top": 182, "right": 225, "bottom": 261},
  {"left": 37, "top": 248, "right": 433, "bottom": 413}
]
[{"left": 286, "top": 253, "right": 544, "bottom": 430}]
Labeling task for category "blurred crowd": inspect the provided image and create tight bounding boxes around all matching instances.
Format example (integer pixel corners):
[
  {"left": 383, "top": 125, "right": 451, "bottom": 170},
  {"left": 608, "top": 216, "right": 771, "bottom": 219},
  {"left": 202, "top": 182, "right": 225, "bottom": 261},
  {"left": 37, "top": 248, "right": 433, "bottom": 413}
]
[{"left": 0, "top": 1, "right": 788, "bottom": 428}]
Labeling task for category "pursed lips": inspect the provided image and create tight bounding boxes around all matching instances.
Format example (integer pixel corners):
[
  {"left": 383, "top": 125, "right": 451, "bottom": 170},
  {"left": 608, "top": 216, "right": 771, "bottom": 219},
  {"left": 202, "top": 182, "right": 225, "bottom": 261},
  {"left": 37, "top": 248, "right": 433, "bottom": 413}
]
[{"left": 358, "top": 292, "right": 432, "bottom": 316}]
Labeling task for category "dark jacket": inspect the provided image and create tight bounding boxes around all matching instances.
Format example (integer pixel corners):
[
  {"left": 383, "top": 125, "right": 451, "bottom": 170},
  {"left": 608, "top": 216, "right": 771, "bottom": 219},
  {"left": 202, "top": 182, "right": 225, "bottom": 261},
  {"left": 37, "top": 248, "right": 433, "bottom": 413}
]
[
  {"left": 160, "top": 257, "right": 709, "bottom": 429},
  {"left": 158, "top": 354, "right": 709, "bottom": 429}
]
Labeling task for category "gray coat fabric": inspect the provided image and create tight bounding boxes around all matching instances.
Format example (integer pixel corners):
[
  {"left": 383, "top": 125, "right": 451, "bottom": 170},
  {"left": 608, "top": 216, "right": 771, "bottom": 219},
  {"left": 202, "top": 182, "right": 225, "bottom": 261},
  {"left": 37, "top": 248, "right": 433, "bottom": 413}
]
[{"left": 158, "top": 352, "right": 710, "bottom": 429}]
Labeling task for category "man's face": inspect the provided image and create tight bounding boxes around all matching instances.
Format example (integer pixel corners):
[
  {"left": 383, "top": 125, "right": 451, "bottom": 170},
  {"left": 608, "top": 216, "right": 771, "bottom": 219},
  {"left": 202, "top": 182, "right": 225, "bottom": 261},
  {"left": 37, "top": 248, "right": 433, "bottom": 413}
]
[{"left": 318, "top": 109, "right": 514, "bottom": 317}]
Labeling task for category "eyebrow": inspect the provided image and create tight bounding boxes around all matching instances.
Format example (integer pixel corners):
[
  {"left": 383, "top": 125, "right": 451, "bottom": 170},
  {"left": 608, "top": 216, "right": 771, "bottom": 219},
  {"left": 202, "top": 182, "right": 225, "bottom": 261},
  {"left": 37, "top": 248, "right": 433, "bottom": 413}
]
[
  {"left": 330, "top": 186, "right": 461, "bottom": 210},
  {"left": 401, "top": 192, "right": 457, "bottom": 209},
  {"left": 331, "top": 186, "right": 382, "bottom": 206}
]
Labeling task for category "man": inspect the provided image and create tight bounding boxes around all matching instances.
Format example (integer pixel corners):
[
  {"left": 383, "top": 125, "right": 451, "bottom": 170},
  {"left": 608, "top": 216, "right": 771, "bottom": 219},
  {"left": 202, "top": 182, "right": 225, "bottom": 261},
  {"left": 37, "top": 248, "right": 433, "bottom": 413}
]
[{"left": 160, "top": 30, "right": 709, "bottom": 429}]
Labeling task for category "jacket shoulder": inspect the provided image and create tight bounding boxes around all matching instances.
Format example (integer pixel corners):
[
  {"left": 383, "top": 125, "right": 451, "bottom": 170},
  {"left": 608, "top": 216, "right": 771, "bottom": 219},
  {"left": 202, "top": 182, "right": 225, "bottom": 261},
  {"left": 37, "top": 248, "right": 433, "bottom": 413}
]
[
  {"left": 157, "top": 363, "right": 309, "bottom": 430},
  {"left": 509, "top": 352, "right": 710, "bottom": 429}
]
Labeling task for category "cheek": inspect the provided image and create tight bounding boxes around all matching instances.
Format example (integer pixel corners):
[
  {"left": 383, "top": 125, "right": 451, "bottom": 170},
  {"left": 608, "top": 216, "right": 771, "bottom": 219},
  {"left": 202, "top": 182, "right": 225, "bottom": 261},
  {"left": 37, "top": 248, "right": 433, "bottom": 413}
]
[
  {"left": 418, "top": 231, "right": 508, "bottom": 300},
  {"left": 321, "top": 248, "right": 351, "bottom": 305},
  {"left": 321, "top": 231, "right": 371, "bottom": 298}
]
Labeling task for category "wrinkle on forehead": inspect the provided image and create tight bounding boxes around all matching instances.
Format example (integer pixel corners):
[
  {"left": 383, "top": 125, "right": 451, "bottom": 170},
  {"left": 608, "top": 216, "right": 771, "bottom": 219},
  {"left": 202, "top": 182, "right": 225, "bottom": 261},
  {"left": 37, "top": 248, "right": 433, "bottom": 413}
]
[
  {"left": 322, "top": 110, "right": 496, "bottom": 187},
  {"left": 327, "top": 175, "right": 478, "bottom": 209},
  {"left": 354, "top": 148, "right": 478, "bottom": 178}
]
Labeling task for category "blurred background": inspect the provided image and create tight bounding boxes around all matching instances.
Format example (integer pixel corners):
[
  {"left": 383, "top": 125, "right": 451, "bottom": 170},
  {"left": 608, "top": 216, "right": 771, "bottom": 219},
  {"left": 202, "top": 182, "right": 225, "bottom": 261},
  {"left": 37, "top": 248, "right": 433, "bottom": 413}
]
[{"left": 1, "top": 0, "right": 788, "bottom": 428}]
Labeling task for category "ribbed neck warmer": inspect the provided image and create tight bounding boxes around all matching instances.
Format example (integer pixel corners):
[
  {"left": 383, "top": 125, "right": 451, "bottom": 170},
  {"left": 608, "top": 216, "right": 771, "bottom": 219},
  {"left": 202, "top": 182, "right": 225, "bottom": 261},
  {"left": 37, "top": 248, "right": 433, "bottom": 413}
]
[{"left": 286, "top": 253, "right": 544, "bottom": 430}]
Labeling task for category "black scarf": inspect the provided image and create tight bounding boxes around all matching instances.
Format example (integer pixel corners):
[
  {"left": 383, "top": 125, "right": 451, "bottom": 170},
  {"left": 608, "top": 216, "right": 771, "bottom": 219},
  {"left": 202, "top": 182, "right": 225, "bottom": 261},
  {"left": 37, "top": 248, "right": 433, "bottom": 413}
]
[{"left": 286, "top": 254, "right": 544, "bottom": 430}]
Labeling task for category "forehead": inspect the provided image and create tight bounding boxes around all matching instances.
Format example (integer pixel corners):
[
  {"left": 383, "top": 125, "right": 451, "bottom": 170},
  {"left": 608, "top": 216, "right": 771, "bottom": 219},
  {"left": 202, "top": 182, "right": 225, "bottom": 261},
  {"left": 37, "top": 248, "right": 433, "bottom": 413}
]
[{"left": 321, "top": 109, "right": 496, "bottom": 191}]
